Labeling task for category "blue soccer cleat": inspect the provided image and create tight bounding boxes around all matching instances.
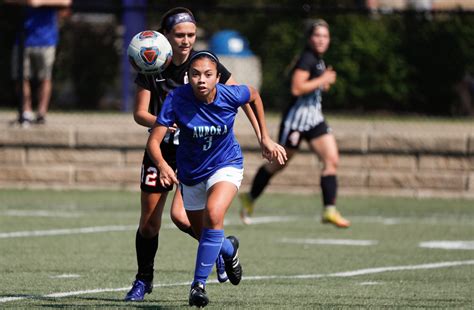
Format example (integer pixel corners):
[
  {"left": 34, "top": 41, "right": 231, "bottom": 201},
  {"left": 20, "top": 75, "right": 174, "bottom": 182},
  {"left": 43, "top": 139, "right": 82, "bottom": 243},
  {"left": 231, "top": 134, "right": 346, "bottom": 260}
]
[
  {"left": 124, "top": 279, "right": 153, "bottom": 301},
  {"left": 216, "top": 254, "right": 228, "bottom": 283}
]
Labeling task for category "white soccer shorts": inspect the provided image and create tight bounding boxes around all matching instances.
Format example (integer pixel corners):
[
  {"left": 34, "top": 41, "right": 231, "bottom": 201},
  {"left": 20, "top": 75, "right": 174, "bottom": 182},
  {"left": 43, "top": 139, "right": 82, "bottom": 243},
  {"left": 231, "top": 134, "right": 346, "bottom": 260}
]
[{"left": 180, "top": 166, "right": 244, "bottom": 211}]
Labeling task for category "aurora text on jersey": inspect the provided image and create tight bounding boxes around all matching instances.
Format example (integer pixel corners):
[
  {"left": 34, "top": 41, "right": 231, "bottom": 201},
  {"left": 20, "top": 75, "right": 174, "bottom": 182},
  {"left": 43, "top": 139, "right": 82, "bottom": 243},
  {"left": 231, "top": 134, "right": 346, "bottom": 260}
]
[
  {"left": 193, "top": 125, "right": 228, "bottom": 151},
  {"left": 157, "top": 83, "right": 250, "bottom": 186}
]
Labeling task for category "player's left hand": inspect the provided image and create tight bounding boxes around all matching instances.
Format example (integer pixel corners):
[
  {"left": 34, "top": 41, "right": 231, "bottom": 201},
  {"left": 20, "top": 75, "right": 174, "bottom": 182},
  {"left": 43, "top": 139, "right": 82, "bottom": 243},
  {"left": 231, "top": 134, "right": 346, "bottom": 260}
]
[{"left": 261, "top": 138, "right": 287, "bottom": 165}]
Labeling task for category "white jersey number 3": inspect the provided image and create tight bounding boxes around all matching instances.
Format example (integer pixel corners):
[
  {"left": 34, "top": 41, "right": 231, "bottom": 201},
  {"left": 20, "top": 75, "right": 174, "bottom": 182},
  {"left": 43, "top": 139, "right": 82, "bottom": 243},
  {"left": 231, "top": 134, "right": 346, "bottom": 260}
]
[{"left": 203, "top": 136, "right": 213, "bottom": 151}]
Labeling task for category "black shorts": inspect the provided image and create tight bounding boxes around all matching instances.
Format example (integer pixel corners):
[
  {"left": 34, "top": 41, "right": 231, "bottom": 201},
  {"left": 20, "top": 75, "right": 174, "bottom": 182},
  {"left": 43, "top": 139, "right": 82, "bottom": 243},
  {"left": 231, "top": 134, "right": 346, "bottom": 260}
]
[
  {"left": 140, "top": 143, "right": 177, "bottom": 193},
  {"left": 278, "top": 120, "right": 332, "bottom": 149}
]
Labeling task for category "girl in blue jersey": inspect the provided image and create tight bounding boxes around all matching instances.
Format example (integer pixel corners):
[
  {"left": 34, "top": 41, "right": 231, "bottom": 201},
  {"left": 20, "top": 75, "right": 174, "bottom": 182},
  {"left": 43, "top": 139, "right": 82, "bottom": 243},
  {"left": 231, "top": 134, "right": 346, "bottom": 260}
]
[
  {"left": 125, "top": 7, "right": 263, "bottom": 302},
  {"left": 147, "top": 51, "right": 286, "bottom": 307},
  {"left": 239, "top": 19, "right": 351, "bottom": 228}
]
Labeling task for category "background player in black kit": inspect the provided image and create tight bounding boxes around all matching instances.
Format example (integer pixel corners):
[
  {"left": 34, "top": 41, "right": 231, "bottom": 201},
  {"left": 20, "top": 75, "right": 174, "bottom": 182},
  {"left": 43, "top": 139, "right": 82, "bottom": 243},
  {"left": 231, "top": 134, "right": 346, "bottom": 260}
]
[
  {"left": 125, "top": 7, "right": 261, "bottom": 301},
  {"left": 239, "top": 19, "right": 350, "bottom": 228}
]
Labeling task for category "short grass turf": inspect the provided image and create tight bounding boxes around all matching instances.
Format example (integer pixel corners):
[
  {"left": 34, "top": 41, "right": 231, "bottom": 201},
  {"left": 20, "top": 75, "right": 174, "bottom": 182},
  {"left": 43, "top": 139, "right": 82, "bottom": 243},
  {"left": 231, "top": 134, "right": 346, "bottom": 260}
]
[{"left": 0, "top": 189, "right": 473, "bottom": 309}]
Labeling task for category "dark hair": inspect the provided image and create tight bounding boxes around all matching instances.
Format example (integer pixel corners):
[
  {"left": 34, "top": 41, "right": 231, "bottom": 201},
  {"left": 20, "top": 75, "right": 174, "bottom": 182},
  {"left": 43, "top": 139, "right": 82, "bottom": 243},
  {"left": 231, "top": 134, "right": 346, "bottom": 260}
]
[
  {"left": 305, "top": 19, "right": 329, "bottom": 39},
  {"left": 159, "top": 7, "right": 196, "bottom": 33},
  {"left": 189, "top": 50, "right": 220, "bottom": 66}
]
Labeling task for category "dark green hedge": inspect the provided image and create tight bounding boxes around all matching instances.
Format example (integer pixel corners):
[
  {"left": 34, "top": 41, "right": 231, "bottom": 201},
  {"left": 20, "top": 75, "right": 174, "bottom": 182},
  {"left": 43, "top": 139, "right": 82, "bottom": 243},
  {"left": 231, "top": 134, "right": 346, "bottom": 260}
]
[
  {"left": 235, "top": 13, "right": 473, "bottom": 115},
  {"left": 1, "top": 7, "right": 472, "bottom": 116}
]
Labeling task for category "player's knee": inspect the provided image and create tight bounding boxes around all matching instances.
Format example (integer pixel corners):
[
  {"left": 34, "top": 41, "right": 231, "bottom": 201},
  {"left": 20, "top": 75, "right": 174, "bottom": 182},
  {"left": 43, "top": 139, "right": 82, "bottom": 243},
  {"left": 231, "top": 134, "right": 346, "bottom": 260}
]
[
  {"left": 170, "top": 210, "right": 189, "bottom": 231},
  {"left": 140, "top": 220, "right": 161, "bottom": 237},
  {"left": 324, "top": 155, "right": 339, "bottom": 172},
  {"left": 204, "top": 208, "right": 224, "bottom": 228}
]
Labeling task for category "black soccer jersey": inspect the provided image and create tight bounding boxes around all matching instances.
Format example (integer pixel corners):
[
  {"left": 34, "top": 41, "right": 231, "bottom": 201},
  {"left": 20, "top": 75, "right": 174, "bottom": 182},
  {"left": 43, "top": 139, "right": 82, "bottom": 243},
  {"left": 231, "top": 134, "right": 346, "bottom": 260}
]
[
  {"left": 281, "top": 49, "right": 326, "bottom": 137},
  {"left": 294, "top": 49, "right": 326, "bottom": 81}
]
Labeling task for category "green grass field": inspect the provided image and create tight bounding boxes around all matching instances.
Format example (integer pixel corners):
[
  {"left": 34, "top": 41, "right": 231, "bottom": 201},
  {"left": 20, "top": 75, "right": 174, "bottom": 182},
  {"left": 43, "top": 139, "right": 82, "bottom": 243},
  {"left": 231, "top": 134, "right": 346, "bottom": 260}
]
[{"left": 1, "top": 189, "right": 473, "bottom": 309}]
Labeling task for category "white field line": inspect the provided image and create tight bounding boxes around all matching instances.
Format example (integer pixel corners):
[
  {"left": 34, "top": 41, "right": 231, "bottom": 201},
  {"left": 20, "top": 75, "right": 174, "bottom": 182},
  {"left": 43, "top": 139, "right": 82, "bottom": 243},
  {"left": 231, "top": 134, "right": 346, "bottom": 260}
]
[
  {"left": 280, "top": 238, "right": 378, "bottom": 246},
  {"left": 1, "top": 210, "right": 81, "bottom": 218},
  {"left": 0, "top": 216, "right": 296, "bottom": 239},
  {"left": 1, "top": 213, "right": 473, "bottom": 239},
  {"left": 1, "top": 215, "right": 472, "bottom": 239},
  {"left": 0, "top": 225, "right": 141, "bottom": 238},
  {"left": 419, "top": 241, "right": 474, "bottom": 250},
  {"left": 49, "top": 274, "right": 81, "bottom": 279},
  {"left": 349, "top": 215, "right": 474, "bottom": 226},
  {"left": 358, "top": 281, "right": 382, "bottom": 285},
  {"left": 1, "top": 260, "right": 473, "bottom": 304}
]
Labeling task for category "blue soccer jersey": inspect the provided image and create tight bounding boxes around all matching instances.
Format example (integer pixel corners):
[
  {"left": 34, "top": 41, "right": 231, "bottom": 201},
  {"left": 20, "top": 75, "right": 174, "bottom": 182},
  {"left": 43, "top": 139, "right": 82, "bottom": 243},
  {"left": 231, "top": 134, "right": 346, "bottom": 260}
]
[{"left": 157, "top": 83, "right": 250, "bottom": 186}]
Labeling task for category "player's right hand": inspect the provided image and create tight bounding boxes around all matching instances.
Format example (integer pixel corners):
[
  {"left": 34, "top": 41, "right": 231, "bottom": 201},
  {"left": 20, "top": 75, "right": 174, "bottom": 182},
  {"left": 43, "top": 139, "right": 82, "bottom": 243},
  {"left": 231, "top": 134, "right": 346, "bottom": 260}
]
[
  {"left": 158, "top": 163, "right": 178, "bottom": 187},
  {"left": 322, "top": 66, "right": 337, "bottom": 86}
]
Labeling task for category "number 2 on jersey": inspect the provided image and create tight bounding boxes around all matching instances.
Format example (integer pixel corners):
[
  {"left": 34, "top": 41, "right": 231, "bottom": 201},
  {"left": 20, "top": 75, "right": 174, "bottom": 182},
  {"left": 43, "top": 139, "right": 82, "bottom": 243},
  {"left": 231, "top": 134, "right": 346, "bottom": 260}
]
[{"left": 142, "top": 165, "right": 158, "bottom": 186}]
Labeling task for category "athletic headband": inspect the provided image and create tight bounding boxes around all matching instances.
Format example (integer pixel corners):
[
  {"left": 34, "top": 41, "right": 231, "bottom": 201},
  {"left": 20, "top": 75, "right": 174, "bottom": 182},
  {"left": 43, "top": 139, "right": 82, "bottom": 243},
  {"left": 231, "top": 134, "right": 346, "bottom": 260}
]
[
  {"left": 164, "top": 12, "right": 196, "bottom": 32},
  {"left": 189, "top": 50, "right": 220, "bottom": 64}
]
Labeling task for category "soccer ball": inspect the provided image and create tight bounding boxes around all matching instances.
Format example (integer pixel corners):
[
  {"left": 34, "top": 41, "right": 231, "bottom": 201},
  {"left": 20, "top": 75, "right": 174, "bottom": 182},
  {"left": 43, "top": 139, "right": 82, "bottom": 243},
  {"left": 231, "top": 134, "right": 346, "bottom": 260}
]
[{"left": 127, "top": 30, "right": 173, "bottom": 75}]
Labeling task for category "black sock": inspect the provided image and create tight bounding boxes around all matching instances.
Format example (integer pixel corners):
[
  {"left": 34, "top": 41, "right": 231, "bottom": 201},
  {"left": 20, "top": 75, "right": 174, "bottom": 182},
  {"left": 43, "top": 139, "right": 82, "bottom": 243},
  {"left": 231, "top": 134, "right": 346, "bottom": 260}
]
[
  {"left": 135, "top": 230, "right": 158, "bottom": 282},
  {"left": 250, "top": 166, "right": 273, "bottom": 200},
  {"left": 320, "top": 175, "right": 337, "bottom": 207}
]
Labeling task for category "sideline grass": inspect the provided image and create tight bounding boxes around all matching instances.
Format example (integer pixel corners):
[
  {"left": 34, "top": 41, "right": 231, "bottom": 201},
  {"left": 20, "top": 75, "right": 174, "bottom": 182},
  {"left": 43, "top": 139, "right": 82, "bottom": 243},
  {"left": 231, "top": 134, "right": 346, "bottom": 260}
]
[{"left": 0, "top": 189, "right": 473, "bottom": 309}]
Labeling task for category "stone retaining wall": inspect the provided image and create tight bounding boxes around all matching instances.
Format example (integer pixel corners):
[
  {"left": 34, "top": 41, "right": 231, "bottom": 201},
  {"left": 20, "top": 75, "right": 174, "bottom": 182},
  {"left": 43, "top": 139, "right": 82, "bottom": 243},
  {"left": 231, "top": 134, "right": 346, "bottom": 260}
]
[{"left": 0, "top": 112, "right": 473, "bottom": 198}]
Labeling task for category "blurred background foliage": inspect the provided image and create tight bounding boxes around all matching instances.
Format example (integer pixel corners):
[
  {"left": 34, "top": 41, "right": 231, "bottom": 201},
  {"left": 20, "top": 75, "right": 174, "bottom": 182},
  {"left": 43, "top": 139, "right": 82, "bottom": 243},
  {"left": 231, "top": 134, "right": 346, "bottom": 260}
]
[{"left": 0, "top": 0, "right": 473, "bottom": 115}]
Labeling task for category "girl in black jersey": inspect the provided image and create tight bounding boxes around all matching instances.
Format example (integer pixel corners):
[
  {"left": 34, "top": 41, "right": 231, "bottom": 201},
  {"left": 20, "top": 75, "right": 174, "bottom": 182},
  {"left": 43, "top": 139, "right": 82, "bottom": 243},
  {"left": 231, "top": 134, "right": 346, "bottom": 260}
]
[
  {"left": 239, "top": 19, "right": 351, "bottom": 228},
  {"left": 125, "top": 7, "right": 261, "bottom": 301}
]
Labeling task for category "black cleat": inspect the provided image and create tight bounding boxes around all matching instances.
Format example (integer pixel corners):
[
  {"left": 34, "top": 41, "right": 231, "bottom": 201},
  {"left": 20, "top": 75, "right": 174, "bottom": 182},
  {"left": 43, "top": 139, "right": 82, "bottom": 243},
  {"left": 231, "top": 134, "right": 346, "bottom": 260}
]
[
  {"left": 188, "top": 282, "right": 209, "bottom": 308},
  {"left": 224, "top": 236, "right": 242, "bottom": 285}
]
